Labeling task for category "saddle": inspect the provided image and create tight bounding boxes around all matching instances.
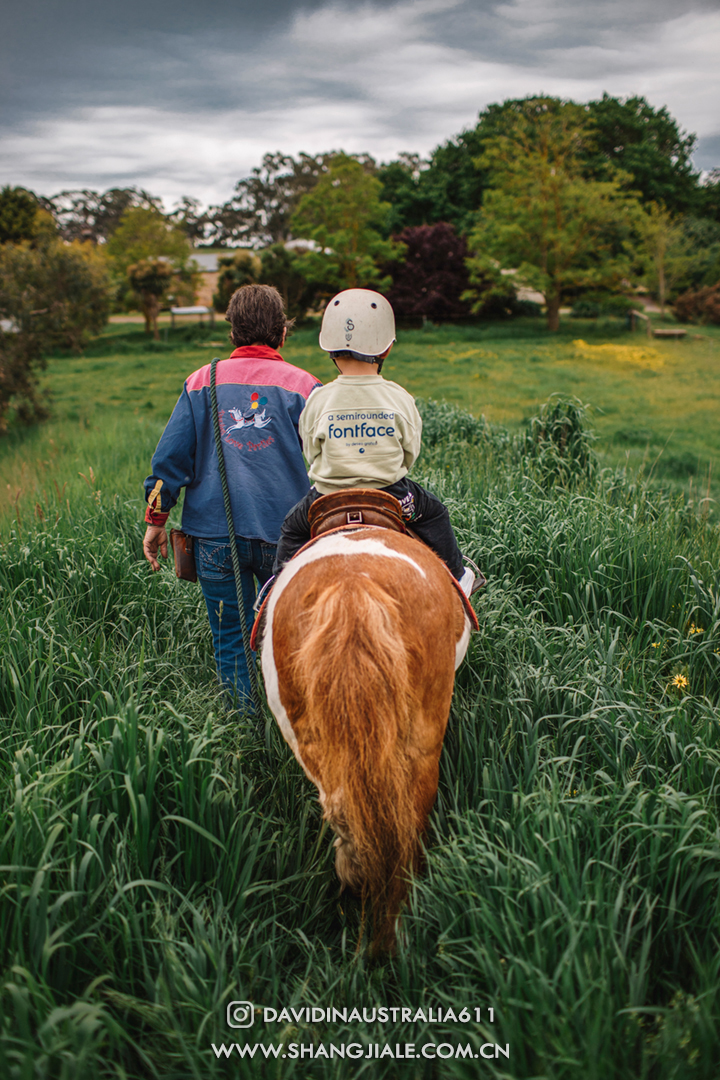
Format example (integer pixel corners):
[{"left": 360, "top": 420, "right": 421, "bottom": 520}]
[
  {"left": 308, "top": 488, "right": 406, "bottom": 538},
  {"left": 250, "top": 489, "right": 479, "bottom": 651}
]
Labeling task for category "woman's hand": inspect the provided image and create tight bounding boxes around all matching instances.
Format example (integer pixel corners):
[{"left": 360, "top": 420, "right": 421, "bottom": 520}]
[{"left": 143, "top": 525, "right": 168, "bottom": 571}]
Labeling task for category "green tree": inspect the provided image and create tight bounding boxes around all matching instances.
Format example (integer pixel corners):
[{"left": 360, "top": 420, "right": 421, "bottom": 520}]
[
  {"left": 290, "top": 154, "right": 401, "bottom": 292},
  {"left": 466, "top": 99, "right": 638, "bottom": 331},
  {"left": 259, "top": 244, "right": 316, "bottom": 322},
  {"left": 586, "top": 94, "right": 699, "bottom": 214},
  {"left": 681, "top": 215, "right": 720, "bottom": 288},
  {"left": 0, "top": 238, "right": 110, "bottom": 430},
  {"left": 211, "top": 152, "right": 342, "bottom": 247},
  {"left": 126, "top": 259, "right": 174, "bottom": 339},
  {"left": 698, "top": 170, "right": 720, "bottom": 225},
  {"left": 168, "top": 196, "right": 212, "bottom": 245},
  {"left": 106, "top": 207, "right": 193, "bottom": 274},
  {"left": 40, "top": 187, "right": 163, "bottom": 244},
  {"left": 379, "top": 133, "right": 487, "bottom": 236},
  {"left": 635, "top": 203, "right": 693, "bottom": 316},
  {"left": 212, "top": 251, "right": 261, "bottom": 312},
  {"left": 0, "top": 186, "right": 43, "bottom": 244},
  {"left": 106, "top": 207, "right": 199, "bottom": 318}
]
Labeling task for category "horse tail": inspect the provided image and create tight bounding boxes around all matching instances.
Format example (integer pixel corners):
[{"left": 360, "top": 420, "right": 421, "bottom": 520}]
[{"left": 290, "top": 572, "right": 419, "bottom": 952}]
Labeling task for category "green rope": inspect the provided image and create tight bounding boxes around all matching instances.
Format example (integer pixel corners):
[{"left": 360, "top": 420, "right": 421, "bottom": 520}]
[{"left": 210, "top": 358, "right": 262, "bottom": 715}]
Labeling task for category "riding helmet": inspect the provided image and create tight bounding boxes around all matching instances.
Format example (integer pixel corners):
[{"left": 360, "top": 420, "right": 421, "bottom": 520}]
[{"left": 319, "top": 289, "right": 396, "bottom": 365}]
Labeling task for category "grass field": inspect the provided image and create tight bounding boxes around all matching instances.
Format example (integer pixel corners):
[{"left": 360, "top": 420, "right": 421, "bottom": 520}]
[
  {"left": 0, "top": 319, "right": 719, "bottom": 1078},
  {"left": 1, "top": 317, "right": 718, "bottom": 528}
]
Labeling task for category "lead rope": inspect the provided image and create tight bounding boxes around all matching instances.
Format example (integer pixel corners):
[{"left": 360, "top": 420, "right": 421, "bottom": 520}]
[{"left": 210, "top": 358, "right": 263, "bottom": 716}]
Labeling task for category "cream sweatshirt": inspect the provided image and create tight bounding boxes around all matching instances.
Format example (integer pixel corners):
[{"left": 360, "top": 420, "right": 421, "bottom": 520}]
[{"left": 299, "top": 374, "right": 422, "bottom": 494}]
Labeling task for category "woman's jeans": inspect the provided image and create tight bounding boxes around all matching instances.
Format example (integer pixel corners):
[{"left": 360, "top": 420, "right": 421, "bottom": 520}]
[{"left": 194, "top": 536, "right": 275, "bottom": 712}]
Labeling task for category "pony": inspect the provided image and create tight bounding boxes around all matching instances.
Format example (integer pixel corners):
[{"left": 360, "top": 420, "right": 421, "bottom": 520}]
[{"left": 259, "top": 527, "right": 474, "bottom": 951}]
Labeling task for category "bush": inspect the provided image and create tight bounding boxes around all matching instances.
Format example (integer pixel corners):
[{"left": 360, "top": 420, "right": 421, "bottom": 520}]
[
  {"left": 212, "top": 250, "right": 260, "bottom": 312},
  {"left": 259, "top": 244, "right": 317, "bottom": 321},
  {"left": 674, "top": 283, "right": 720, "bottom": 324},
  {"left": 512, "top": 298, "right": 543, "bottom": 317},
  {"left": 571, "top": 294, "right": 636, "bottom": 318},
  {"left": 0, "top": 238, "right": 110, "bottom": 430}
]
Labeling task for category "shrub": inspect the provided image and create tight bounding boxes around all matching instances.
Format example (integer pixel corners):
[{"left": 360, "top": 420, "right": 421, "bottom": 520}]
[
  {"left": 259, "top": 244, "right": 316, "bottom": 321},
  {"left": 416, "top": 397, "right": 491, "bottom": 448},
  {"left": 0, "top": 238, "right": 110, "bottom": 430},
  {"left": 673, "top": 283, "right": 720, "bottom": 324},
  {"left": 571, "top": 294, "right": 636, "bottom": 318},
  {"left": 212, "top": 250, "right": 260, "bottom": 312}
]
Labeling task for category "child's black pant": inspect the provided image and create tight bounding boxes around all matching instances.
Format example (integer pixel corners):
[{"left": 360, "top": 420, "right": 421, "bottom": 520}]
[{"left": 273, "top": 477, "right": 464, "bottom": 578}]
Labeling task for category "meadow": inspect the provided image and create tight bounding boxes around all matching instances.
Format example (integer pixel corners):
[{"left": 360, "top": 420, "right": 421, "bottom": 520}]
[
  {"left": 2, "top": 317, "right": 719, "bottom": 526},
  {"left": 0, "top": 318, "right": 719, "bottom": 1078}
]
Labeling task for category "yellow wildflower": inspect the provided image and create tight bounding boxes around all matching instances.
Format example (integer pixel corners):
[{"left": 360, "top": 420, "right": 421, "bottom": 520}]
[{"left": 670, "top": 674, "right": 689, "bottom": 691}]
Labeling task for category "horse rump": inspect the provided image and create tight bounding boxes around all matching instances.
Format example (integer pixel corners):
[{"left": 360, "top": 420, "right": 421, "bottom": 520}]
[{"left": 288, "top": 571, "right": 421, "bottom": 952}]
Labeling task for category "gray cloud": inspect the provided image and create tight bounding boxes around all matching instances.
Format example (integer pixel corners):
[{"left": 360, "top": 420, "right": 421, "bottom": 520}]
[{"left": 1, "top": 0, "right": 718, "bottom": 206}]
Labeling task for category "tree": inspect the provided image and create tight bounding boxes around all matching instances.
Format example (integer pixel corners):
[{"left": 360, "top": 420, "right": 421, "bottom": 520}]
[
  {"left": 106, "top": 206, "right": 199, "bottom": 318},
  {"left": 381, "top": 94, "right": 702, "bottom": 240},
  {"left": 635, "top": 203, "right": 693, "bottom": 316},
  {"left": 127, "top": 259, "right": 174, "bottom": 339},
  {"left": 379, "top": 131, "right": 487, "bottom": 236},
  {"left": 168, "top": 196, "right": 212, "bottom": 245},
  {"left": 106, "top": 206, "right": 193, "bottom": 273},
  {"left": 210, "top": 152, "right": 342, "bottom": 247},
  {"left": 290, "top": 154, "right": 401, "bottom": 292},
  {"left": 681, "top": 215, "right": 720, "bottom": 289},
  {"left": 0, "top": 238, "right": 111, "bottom": 430},
  {"left": 466, "top": 98, "right": 638, "bottom": 331},
  {"left": 699, "top": 170, "right": 720, "bottom": 224},
  {"left": 0, "top": 186, "right": 43, "bottom": 244},
  {"left": 259, "top": 244, "right": 316, "bottom": 322},
  {"left": 212, "top": 251, "right": 261, "bottom": 312},
  {"left": 39, "top": 187, "right": 163, "bottom": 244},
  {"left": 586, "top": 94, "right": 699, "bottom": 214},
  {"left": 383, "top": 223, "right": 471, "bottom": 320}
]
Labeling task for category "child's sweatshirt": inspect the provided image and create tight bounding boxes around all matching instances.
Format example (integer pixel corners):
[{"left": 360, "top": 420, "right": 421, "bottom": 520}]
[{"left": 299, "top": 374, "right": 422, "bottom": 494}]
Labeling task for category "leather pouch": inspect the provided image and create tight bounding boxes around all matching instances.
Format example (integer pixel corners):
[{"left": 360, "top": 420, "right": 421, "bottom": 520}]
[{"left": 169, "top": 529, "right": 197, "bottom": 582}]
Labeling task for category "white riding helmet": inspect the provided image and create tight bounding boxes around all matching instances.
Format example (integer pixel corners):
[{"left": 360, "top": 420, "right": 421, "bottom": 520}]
[{"left": 319, "top": 289, "right": 396, "bottom": 367}]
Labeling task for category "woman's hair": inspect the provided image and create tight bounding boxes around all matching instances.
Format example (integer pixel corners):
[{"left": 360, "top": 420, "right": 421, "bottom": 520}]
[{"left": 225, "top": 283, "right": 294, "bottom": 349}]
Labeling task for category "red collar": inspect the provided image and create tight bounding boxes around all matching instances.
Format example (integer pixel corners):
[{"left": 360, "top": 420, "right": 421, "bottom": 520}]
[{"left": 229, "top": 345, "right": 285, "bottom": 362}]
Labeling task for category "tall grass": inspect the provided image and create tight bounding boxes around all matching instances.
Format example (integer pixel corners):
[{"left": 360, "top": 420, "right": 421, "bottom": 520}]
[{"left": 0, "top": 395, "right": 719, "bottom": 1077}]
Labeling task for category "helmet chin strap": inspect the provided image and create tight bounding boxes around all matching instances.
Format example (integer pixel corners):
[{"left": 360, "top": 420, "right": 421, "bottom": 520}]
[{"left": 330, "top": 351, "right": 385, "bottom": 373}]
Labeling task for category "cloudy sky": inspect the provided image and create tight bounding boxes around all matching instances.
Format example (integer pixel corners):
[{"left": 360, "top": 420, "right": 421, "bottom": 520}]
[{"left": 2, "top": 0, "right": 719, "bottom": 210}]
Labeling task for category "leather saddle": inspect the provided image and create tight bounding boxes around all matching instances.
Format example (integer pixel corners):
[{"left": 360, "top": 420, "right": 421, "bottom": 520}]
[
  {"left": 250, "top": 488, "right": 479, "bottom": 650},
  {"left": 308, "top": 488, "right": 406, "bottom": 538}
]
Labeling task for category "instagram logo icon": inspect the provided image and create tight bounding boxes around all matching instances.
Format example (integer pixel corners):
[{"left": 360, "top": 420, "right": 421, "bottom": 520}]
[{"left": 226, "top": 1001, "right": 254, "bottom": 1028}]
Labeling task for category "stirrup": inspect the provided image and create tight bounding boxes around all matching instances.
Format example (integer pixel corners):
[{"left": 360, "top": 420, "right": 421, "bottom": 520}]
[
  {"left": 462, "top": 555, "right": 487, "bottom": 595},
  {"left": 253, "top": 575, "right": 275, "bottom": 613}
]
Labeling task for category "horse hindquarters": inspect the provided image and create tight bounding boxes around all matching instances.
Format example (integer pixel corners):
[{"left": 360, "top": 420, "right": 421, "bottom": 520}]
[
  {"left": 264, "top": 531, "right": 468, "bottom": 952},
  {"left": 273, "top": 570, "right": 422, "bottom": 951}
]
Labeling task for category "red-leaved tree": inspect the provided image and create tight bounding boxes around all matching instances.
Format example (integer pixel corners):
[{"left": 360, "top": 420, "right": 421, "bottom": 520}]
[{"left": 384, "top": 223, "right": 471, "bottom": 319}]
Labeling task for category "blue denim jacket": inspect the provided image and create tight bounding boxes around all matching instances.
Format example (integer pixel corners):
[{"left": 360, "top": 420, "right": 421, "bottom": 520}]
[{"left": 144, "top": 346, "right": 321, "bottom": 541}]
